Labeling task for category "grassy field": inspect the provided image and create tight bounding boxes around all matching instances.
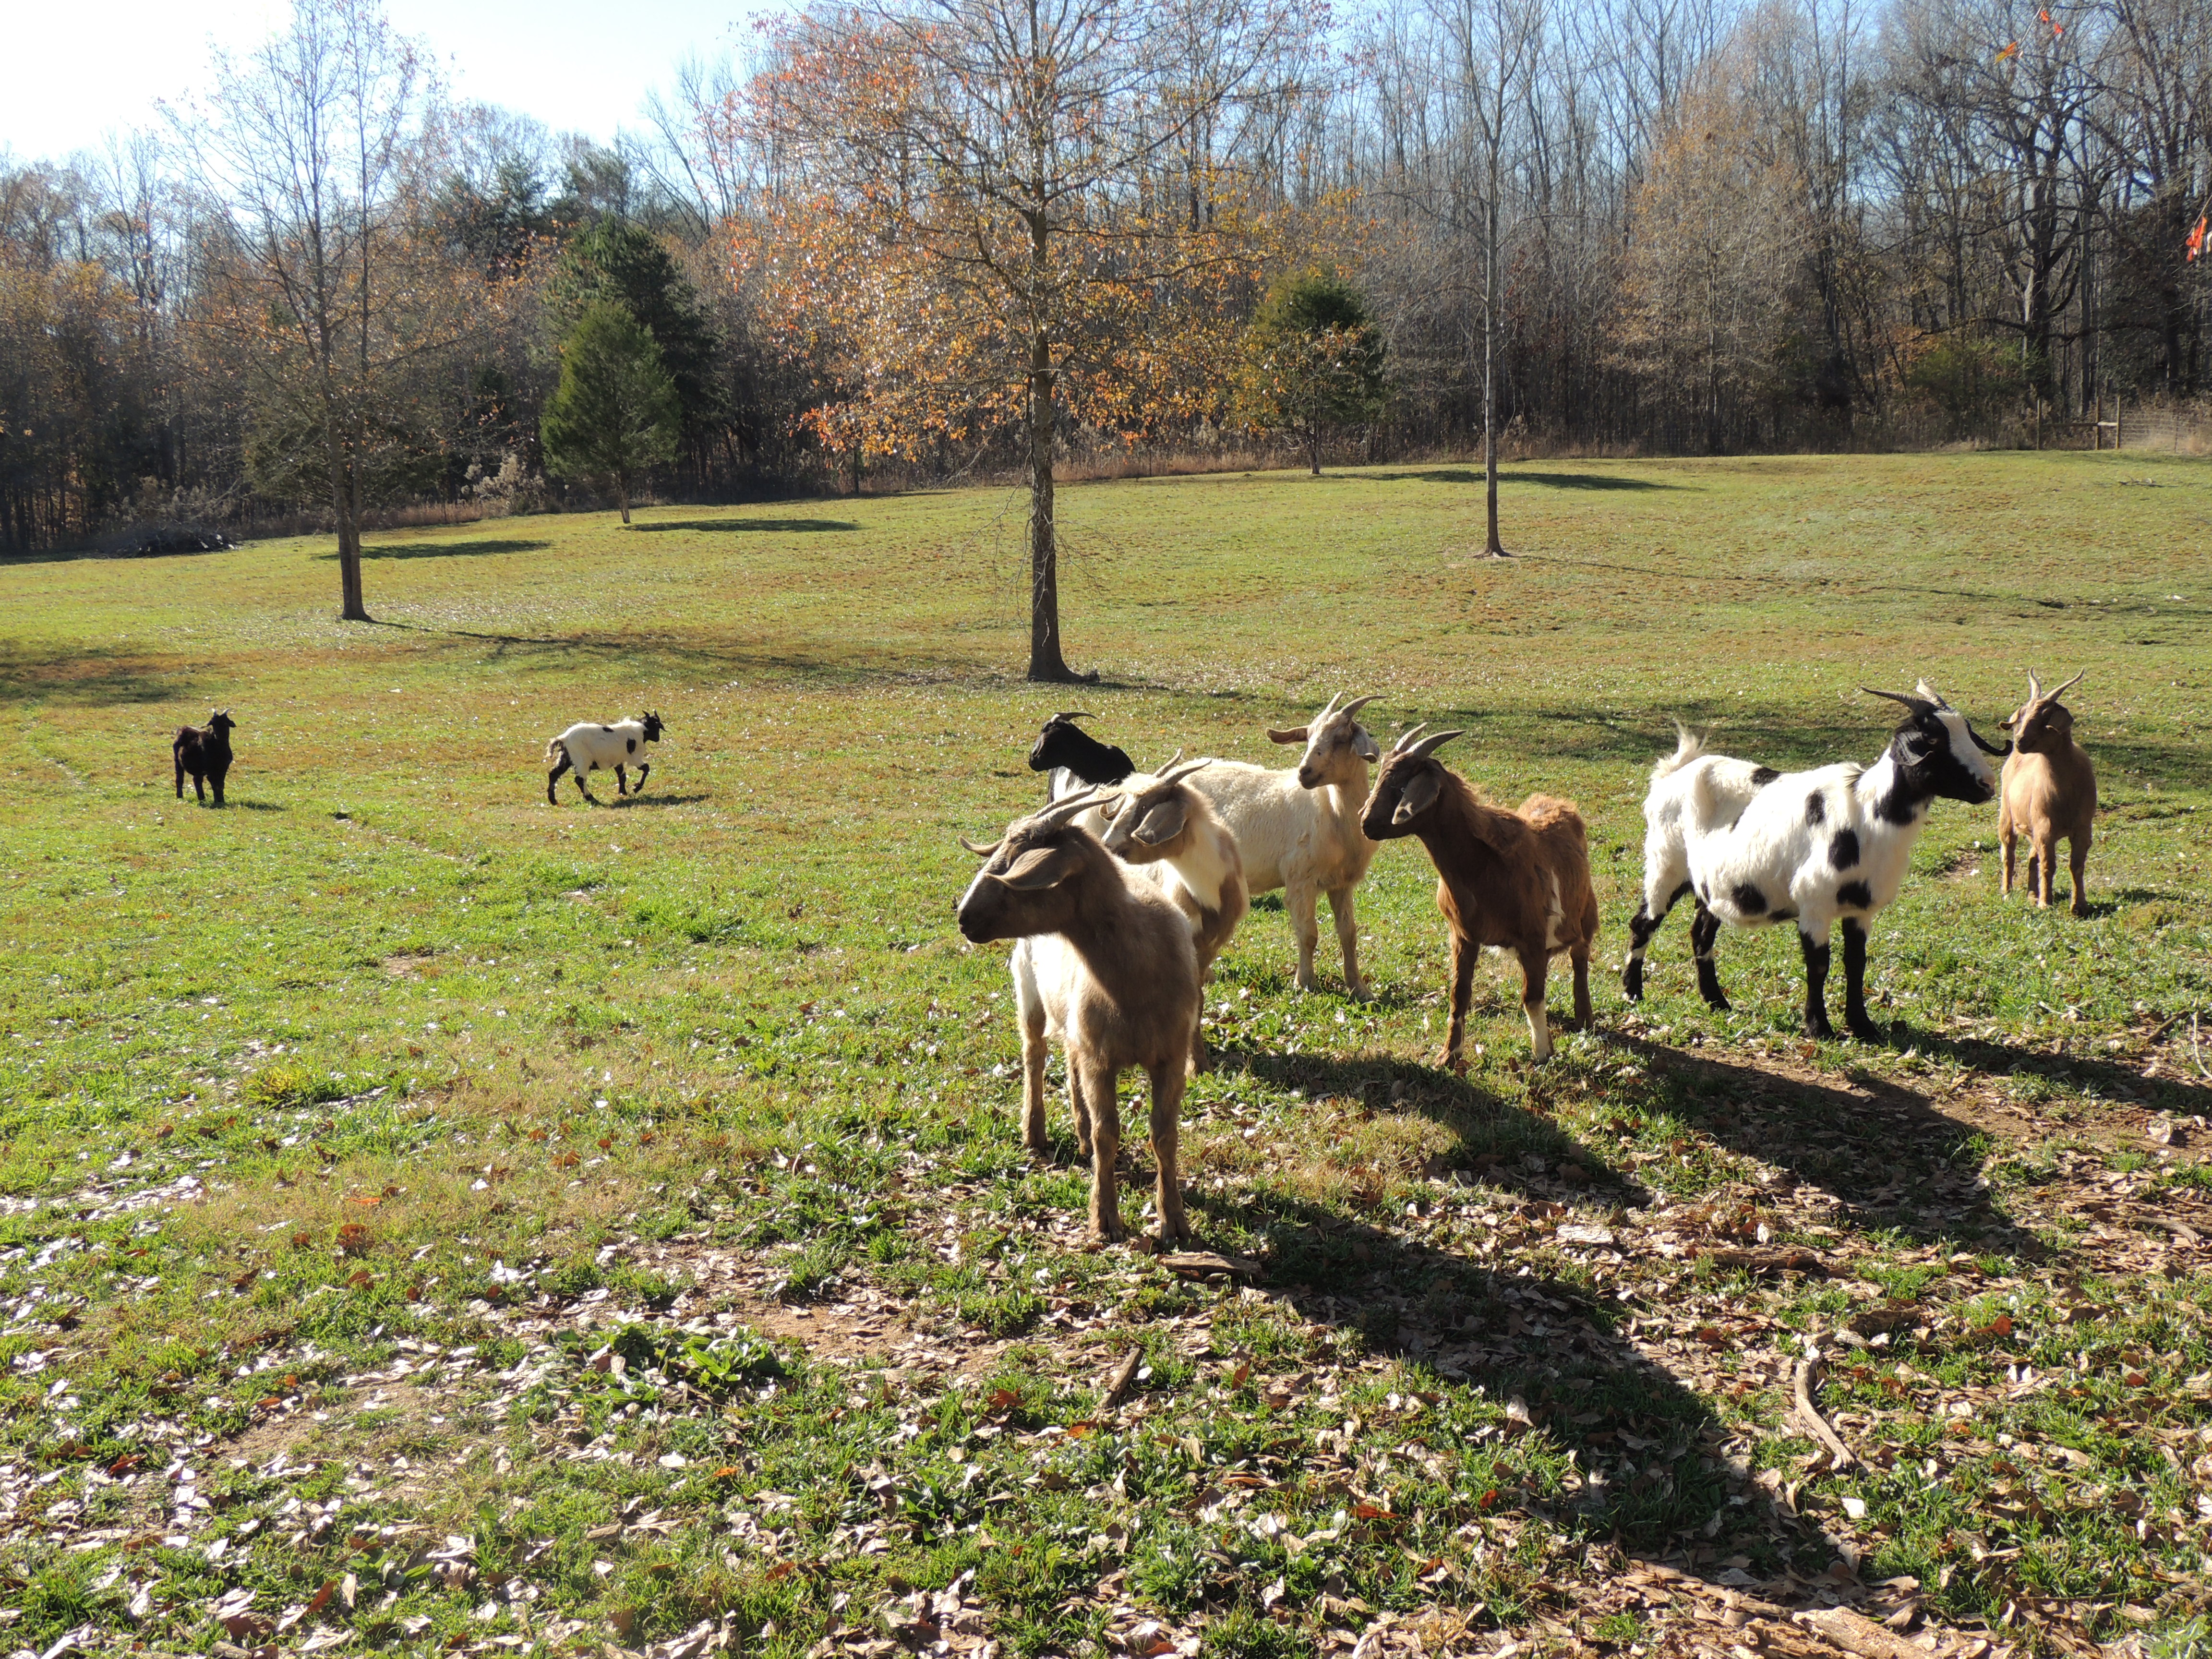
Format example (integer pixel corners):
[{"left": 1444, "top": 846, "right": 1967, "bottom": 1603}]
[{"left": 2, "top": 451, "right": 2210, "bottom": 1659}]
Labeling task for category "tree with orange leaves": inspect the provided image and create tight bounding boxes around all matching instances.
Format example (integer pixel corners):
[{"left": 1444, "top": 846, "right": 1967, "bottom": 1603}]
[{"left": 749, "top": 0, "right": 1314, "bottom": 683}]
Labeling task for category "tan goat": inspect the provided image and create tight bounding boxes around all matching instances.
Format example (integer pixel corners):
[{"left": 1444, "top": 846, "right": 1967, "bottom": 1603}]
[
  {"left": 1999, "top": 670, "right": 2096, "bottom": 917},
  {"left": 956, "top": 792, "right": 1202, "bottom": 1245},
  {"left": 1092, "top": 755, "right": 1250, "bottom": 1074}
]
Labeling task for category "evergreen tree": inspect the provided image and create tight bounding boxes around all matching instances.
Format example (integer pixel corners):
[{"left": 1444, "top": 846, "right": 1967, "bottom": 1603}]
[
  {"left": 1235, "top": 271, "right": 1389, "bottom": 476},
  {"left": 539, "top": 302, "right": 681, "bottom": 523},
  {"left": 548, "top": 218, "right": 723, "bottom": 467}
]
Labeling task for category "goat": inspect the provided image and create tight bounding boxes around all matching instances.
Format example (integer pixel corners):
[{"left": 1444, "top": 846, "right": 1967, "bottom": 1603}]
[
  {"left": 1361, "top": 727, "right": 1597, "bottom": 1063},
  {"left": 1029, "top": 711, "right": 1136, "bottom": 801},
  {"left": 957, "top": 792, "right": 1202, "bottom": 1245},
  {"left": 1999, "top": 670, "right": 2095, "bottom": 916},
  {"left": 1628, "top": 684, "right": 2006, "bottom": 1041},
  {"left": 1090, "top": 754, "right": 1250, "bottom": 1073},
  {"left": 172, "top": 709, "right": 237, "bottom": 806},
  {"left": 1175, "top": 694, "right": 1384, "bottom": 998},
  {"left": 546, "top": 712, "right": 665, "bottom": 805},
  {"left": 1621, "top": 728, "right": 1780, "bottom": 1001}
]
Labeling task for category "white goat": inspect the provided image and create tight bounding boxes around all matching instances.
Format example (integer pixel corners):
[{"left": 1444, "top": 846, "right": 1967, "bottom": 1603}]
[
  {"left": 957, "top": 792, "right": 1202, "bottom": 1245},
  {"left": 546, "top": 711, "right": 665, "bottom": 805},
  {"left": 1089, "top": 754, "right": 1250, "bottom": 1073},
  {"left": 1622, "top": 729, "right": 1780, "bottom": 1001},
  {"left": 1175, "top": 694, "right": 1384, "bottom": 998},
  {"left": 1627, "top": 684, "right": 2006, "bottom": 1040}
]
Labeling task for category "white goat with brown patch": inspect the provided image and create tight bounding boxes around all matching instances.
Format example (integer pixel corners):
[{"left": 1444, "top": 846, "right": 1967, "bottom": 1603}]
[
  {"left": 2000, "top": 671, "right": 2096, "bottom": 916},
  {"left": 1089, "top": 755, "right": 1249, "bottom": 1073},
  {"left": 956, "top": 793, "right": 1202, "bottom": 1245}
]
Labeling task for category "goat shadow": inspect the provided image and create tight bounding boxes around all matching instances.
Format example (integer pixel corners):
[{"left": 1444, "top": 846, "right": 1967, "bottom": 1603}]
[{"left": 608, "top": 792, "right": 710, "bottom": 809}]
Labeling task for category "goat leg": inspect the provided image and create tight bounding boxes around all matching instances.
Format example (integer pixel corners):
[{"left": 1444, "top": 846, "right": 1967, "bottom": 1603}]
[
  {"left": 1689, "top": 902, "right": 1730, "bottom": 1010},
  {"left": 1519, "top": 949, "right": 1554, "bottom": 1062},
  {"left": 1327, "top": 886, "right": 1368, "bottom": 999},
  {"left": 1020, "top": 1012, "right": 1051, "bottom": 1158},
  {"left": 1288, "top": 880, "right": 1322, "bottom": 992},
  {"left": 212, "top": 766, "right": 226, "bottom": 807},
  {"left": 1441, "top": 934, "right": 1477, "bottom": 1070},
  {"left": 1624, "top": 877, "right": 1690, "bottom": 1000},
  {"left": 1147, "top": 1062, "right": 1191, "bottom": 1243},
  {"left": 615, "top": 765, "right": 629, "bottom": 796},
  {"left": 1081, "top": 1059, "right": 1126, "bottom": 1243},
  {"left": 1796, "top": 926, "right": 1836, "bottom": 1039},
  {"left": 547, "top": 749, "right": 573, "bottom": 805},
  {"left": 1569, "top": 946, "right": 1593, "bottom": 1030},
  {"left": 1999, "top": 821, "right": 2018, "bottom": 897},
  {"left": 2068, "top": 836, "right": 2090, "bottom": 918},
  {"left": 174, "top": 753, "right": 185, "bottom": 801},
  {"left": 634, "top": 762, "right": 650, "bottom": 794},
  {"left": 1840, "top": 919, "right": 1882, "bottom": 1043}
]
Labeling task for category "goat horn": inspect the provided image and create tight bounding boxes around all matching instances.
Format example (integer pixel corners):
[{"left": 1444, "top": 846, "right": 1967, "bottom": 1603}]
[
  {"left": 1158, "top": 756, "right": 1215, "bottom": 786},
  {"left": 1391, "top": 722, "right": 1430, "bottom": 754},
  {"left": 1407, "top": 728, "right": 1464, "bottom": 760},
  {"left": 1967, "top": 723, "right": 2011, "bottom": 757},
  {"left": 1312, "top": 692, "right": 1341, "bottom": 725},
  {"left": 1339, "top": 694, "right": 1378, "bottom": 719},
  {"left": 2045, "top": 669, "right": 2085, "bottom": 702},
  {"left": 1051, "top": 710, "right": 1093, "bottom": 722},
  {"left": 1913, "top": 678, "right": 1953, "bottom": 709},
  {"left": 1860, "top": 686, "right": 1937, "bottom": 718},
  {"left": 959, "top": 835, "right": 1001, "bottom": 858},
  {"left": 1035, "top": 790, "right": 1106, "bottom": 829},
  {"left": 2025, "top": 671, "right": 2042, "bottom": 703},
  {"left": 1152, "top": 748, "right": 1185, "bottom": 774}
]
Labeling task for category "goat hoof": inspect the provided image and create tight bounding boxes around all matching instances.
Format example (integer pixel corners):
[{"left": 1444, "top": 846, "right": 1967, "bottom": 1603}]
[{"left": 1846, "top": 1017, "right": 1884, "bottom": 1044}]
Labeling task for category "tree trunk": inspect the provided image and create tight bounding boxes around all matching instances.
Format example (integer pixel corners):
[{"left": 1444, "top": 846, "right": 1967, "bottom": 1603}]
[
  {"left": 1484, "top": 191, "right": 1504, "bottom": 556},
  {"left": 618, "top": 477, "right": 632, "bottom": 524},
  {"left": 1310, "top": 409, "right": 1322, "bottom": 475},
  {"left": 330, "top": 420, "right": 371, "bottom": 623},
  {"left": 1025, "top": 325, "right": 1075, "bottom": 683}
]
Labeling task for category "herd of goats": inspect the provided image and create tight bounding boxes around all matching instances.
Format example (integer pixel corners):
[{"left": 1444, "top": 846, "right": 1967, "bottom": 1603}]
[{"left": 168, "top": 674, "right": 2096, "bottom": 1245}]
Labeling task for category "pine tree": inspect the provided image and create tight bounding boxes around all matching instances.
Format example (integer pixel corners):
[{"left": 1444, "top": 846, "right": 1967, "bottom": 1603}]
[
  {"left": 539, "top": 302, "right": 681, "bottom": 524},
  {"left": 1235, "top": 271, "right": 1389, "bottom": 476}
]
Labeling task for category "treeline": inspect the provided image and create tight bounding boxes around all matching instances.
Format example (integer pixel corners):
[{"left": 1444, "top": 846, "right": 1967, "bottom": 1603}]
[{"left": 1, "top": 0, "right": 2206, "bottom": 557}]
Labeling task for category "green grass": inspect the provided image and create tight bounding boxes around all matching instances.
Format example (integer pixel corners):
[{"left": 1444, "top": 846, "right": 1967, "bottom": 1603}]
[{"left": 2, "top": 451, "right": 2210, "bottom": 1657}]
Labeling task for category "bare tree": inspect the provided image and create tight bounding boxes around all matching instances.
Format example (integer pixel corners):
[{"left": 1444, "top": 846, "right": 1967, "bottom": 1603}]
[{"left": 168, "top": 0, "right": 440, "bottom": 622}]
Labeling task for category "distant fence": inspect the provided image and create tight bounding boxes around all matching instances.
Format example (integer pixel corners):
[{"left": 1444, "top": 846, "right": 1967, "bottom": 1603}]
[{"left": 2118, "top": 401, "right": 2212, "bottom": 456}]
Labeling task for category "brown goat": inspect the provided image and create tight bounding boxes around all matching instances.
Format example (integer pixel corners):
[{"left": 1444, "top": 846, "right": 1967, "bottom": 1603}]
[
  {"left": 956, "top": 792, "right": 1202, "bottom": 1244},
  {"left": 1093, "top": 755, "right": 1250, "bottom": 1074},
  {"left": 1360, "top": 727, "right": 1598, "bottom": 1063},
  {"left": 1999, "top": 670, "right": 2096, "bottom": 917}
]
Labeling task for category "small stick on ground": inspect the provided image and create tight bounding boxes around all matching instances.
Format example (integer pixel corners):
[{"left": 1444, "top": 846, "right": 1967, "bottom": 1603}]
[
  {"left": 1793, "top": 1355, "right": 1855, "bottom": 1470},
  {"left": 1794, "top": 1607, "right": 1926, "bottom": 1659},
  {"left": 1099, "top": 1348, "right": 1143, "bottom": 1412}
]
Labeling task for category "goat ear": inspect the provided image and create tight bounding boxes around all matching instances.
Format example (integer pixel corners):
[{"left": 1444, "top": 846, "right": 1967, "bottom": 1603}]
[
  {"left": 1391, "top": 770, "right": 1443, "bottom": 824},
  {"left": 1266, "top": 725, "right": 1309, "bottom": 745},
  {"left": 1132, "top": 797, "right": 1187, "bottom": 847},
  {"left": 997, "top": 846, "right": 1074, "bottom": 891},
  {"left": 1352, "top": 726, "right": 1381, "bottom": 762}
]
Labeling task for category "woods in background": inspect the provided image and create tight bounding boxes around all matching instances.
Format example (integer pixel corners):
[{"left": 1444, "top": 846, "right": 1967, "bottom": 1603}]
[{"left": 2, "top": 0, "right": 2208, "bottom": 565}]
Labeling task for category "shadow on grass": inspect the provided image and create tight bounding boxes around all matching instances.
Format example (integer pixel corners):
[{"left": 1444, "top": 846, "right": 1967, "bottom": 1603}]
[
  {"left": 630, "top": 518, "right": 858, "bottom": 534},
  {"left": 0, "top": 646, "right": 197, "bottom": 709},
  {"left": 333, "top": 538, "right": 553, "bottom": 561},
  {"left": 1612, "top": 1034, "right": 2044, "bottom": 1255},
  {"left": 1193, "top": 1183, "right": 1728, "bottom": 1551},
  {"left": 611, "top": 792, "right": 711, "bottom": 809},
  {"left": 1368, "top": 468, "right": 1683, "bottom": 492}
]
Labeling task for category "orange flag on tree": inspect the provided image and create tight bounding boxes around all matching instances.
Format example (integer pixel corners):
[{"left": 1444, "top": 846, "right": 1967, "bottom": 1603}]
[
  {"left": 2039, "top": 7, "right": 2063, "bottom": 35},
  {"left": 2189, "top": 215, "right": 2208, "bottom": 263}
]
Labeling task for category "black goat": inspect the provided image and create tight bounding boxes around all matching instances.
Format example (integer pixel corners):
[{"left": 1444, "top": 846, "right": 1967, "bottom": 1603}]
[
  {"left": 1028, "top": 711, "right": 1135, "bottom": 801},
  {"left": 173, "top": 709, "right": 237, "bottom": 806}
]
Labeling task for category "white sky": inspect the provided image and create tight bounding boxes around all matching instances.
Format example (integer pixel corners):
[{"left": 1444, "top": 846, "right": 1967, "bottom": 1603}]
[{"left": 2, "top": 0, "right": 773, "bottom": 163}]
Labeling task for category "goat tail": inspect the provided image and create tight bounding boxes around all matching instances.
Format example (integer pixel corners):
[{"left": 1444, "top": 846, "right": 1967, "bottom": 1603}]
[{"left": 1650, "top": 719, "right": 1707, "bottom": 782}]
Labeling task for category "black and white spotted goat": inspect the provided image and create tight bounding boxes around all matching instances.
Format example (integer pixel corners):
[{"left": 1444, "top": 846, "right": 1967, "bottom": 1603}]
[
  {"left": 1622, "top": 683, "right": 2007, "bottom": 1040},
  {"left": 545, "top": 712, "right": 666, "bottom": 805}
]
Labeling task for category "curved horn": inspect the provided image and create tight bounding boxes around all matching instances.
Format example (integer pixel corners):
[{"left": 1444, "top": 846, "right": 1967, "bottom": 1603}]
[
  {"left": 959, "top": 835, "right": 1002, "bottom": 858},
  {"left": 2024, "top": 671, "right": 2042, "bottom": 703},
  {"left": 1050, "top": 710, "right": 1093, "bottom": 723},
  {"left": 1407, "top": 728, "right": 1463, "bottom": 761},
  {"left": 1860, "top": 686, "right": 1936, "bottom": 718},
  {"left": 1151, "top": 748, "right": 1185, "bottom": 775},
  {"left": 1035, "top": 790, "right": 1106, "bottom": 829},
  {"left": 1390, "top": 722, "right": 1430, "bottom": 755},
  {"left": 1913, "top": 678, "right": 1954, "bottom": 709},
  {"left": 1967, "top": 723, "right": 2012, "bottom": 757},
  {"left": 1338, "top": 694, "right": 1378, "bottom": 721},
  {"left": 1158, "top": 755, "right": 1215, "bottom": 786},
  {"left": 2044, "top": 669, "right": 2085, "bottom": 703}
]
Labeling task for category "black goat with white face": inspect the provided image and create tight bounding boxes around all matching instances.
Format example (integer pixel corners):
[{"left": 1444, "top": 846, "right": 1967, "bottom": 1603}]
[{"left": 1028, "top": 711, "right": 1135, "bottom": 802}]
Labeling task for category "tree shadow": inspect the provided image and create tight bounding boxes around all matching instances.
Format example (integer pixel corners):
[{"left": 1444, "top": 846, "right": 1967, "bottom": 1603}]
[
  {"left": 1366, "top": 468, "right": 1683, "bottom": 492},
  {"left": 629, "top": 518, "right": 858, "bottom": 534},
  {"left": 1910, "top": 1028, "right": 2212, "bottom": 1118},
  {"left": 1610, "top": 1034, "right": 2044, "bottom": 1255},
  {"left": 332, "top": 538, "right": 552, "bottom": 561},
  {"left": 0, "top": 646, "right": 194, "bottom": 709}
]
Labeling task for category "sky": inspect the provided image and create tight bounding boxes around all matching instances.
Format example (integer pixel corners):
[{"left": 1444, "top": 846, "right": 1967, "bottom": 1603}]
[{"left": 1, "top": 0, "right": 771, "bottom": 163}]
